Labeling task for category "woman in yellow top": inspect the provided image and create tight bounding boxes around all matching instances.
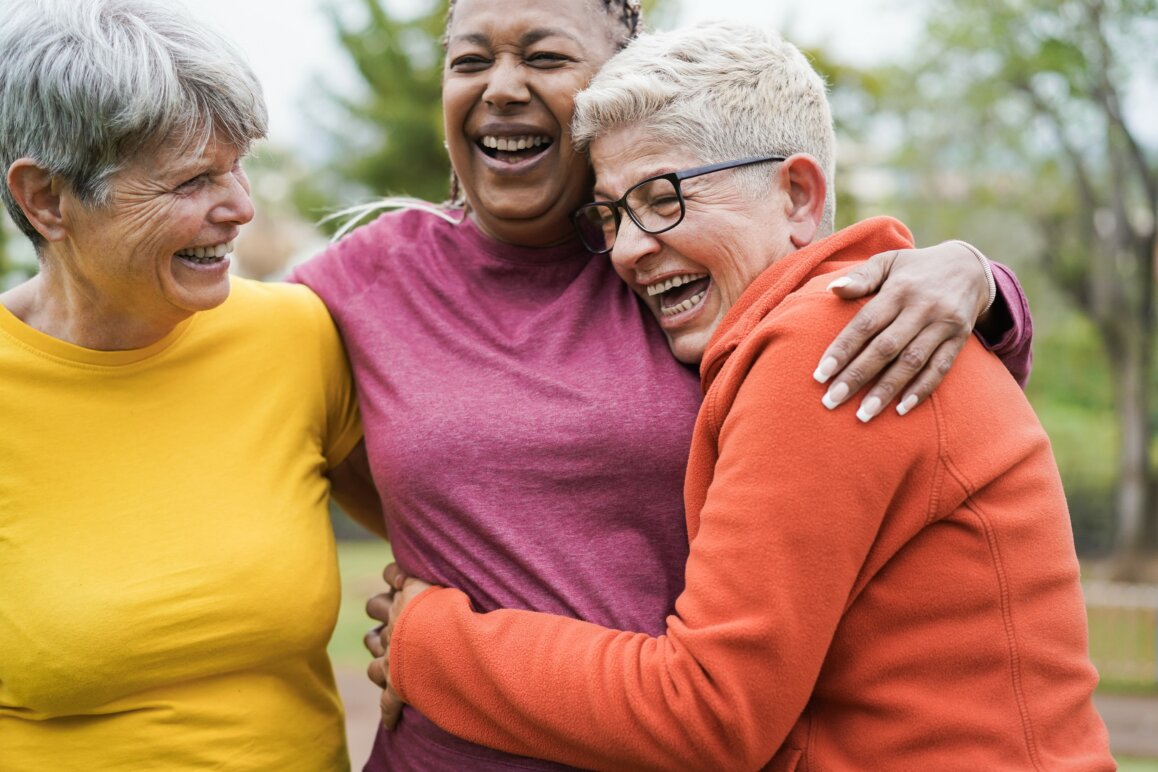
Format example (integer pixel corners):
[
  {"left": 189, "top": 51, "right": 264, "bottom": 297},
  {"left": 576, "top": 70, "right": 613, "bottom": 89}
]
[{"left": 0, "top": 0, "right": 380, "bottom": 768}]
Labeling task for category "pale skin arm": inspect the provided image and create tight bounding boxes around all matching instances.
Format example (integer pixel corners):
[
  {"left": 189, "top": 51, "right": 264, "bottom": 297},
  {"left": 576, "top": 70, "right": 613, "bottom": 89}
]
[
  {"left": 815, "top": 240, "right": 999, "bottom": 422},
  {"left": 328, "top": 439, "right": 388, "bottom": 540}
]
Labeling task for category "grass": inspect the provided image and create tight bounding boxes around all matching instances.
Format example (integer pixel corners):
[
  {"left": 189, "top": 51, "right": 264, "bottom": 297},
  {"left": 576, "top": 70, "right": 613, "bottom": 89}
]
[
  {"left": 329, "top": 539, "right": 393, "bottom": 668},
  {"left": 1087, "top": 603, "right": 1158, "bottom": 693}
]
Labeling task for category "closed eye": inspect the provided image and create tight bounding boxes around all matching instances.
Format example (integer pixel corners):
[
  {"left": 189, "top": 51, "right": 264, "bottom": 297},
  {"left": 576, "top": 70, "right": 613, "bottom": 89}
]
[
  {"left": 175, "top": 173, "right": 210, "bottom": 192},
  {"left": 449, "top": 54, "right": 491, "bottom": 72},
  {"left": 527, "top": 51, "right": 570, "bottom": 67}
]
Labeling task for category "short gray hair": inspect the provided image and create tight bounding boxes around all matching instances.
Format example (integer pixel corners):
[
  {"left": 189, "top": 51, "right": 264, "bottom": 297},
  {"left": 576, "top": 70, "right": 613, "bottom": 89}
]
[
  {"left": 573, "top": 19, "right": 837, "bottom": 233},
  {"left": 0, "top": 0, "right": 268, "bottom": 246}
]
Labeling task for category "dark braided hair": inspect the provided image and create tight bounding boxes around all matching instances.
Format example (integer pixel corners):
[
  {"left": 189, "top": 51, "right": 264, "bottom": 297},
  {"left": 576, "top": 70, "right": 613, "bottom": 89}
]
[
  {"left": 443, "top": 0, "right": 642, "bottom": 49},
  {"left": 443, "top": 0, "right": 643, "bottom": 205}
]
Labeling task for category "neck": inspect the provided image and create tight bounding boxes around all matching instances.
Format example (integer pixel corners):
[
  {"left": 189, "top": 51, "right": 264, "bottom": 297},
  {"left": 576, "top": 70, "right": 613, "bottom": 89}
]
[
  {"left": 5, "top": 271, "right": 189, "bottom": 351},
  {"left": 467, "top": 208, "right": 578, "bottom": 249}
]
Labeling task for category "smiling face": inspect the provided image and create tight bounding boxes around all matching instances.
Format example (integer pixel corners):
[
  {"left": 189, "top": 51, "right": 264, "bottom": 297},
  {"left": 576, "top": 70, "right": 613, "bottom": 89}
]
[
  {"left": 443, "top": 0, "right": 619, "bottom": 246},
  {"left": 592, "top": 126, "right": 796, "bottom": 365},
  {"left": 55, "top": 134, "right": 253, "bottom": 333}
]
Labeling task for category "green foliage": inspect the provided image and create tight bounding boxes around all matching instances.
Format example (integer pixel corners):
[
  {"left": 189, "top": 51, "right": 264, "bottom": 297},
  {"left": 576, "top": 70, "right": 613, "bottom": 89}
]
[
  {"left": 850, "top": 0, "right": 1158, "bottom": 558},
  {"left": 322, "top": 0, "right": 452, "bottom": 206},
  {"left": 0, "top": 218, "right": 9, "bottom": 279}
]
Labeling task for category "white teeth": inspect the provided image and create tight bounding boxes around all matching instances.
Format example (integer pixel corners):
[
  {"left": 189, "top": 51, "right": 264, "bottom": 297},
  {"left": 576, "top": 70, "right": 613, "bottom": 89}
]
[
  {"left": 480, "top": 135, "right": 550, "bottom": 151},
  {"left": 647, "top": 273, "right": 709, "bottom": 297},
  {"left": 661, "top": 290, "right": 707, "bottom": 317},
  {"left": 176, "top": 240, "right": 234, "bottom": 262}
]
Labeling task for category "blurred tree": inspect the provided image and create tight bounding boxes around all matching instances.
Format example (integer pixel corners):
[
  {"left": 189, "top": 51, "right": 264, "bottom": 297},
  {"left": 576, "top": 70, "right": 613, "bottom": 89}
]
[
  {"left": 323, "top": 0, "right": 451, "bottom": 206},
  {"left": 874, "top": 0, "right": 1157, "bottom": 574},
  {"left": 0, "top": 217, "right": 9, "bottom": 280},
  {"left": 320, "top": 0, "right": 680, "bottom": 214}
]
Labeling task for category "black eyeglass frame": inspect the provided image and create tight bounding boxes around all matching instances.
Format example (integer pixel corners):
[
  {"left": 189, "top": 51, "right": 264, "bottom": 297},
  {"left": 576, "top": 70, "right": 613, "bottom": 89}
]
[{"left": 572, "top": 155, "right": 787, "bottom": 255}]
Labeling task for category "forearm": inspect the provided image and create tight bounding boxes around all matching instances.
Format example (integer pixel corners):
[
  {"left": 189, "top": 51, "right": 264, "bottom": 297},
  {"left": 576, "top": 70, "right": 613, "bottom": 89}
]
[
  {"left": 329, "top": 440, "right": 388, "bottom": 540},
  {"left": 392, "top": 560, "right": 823, "bottom": 770}
]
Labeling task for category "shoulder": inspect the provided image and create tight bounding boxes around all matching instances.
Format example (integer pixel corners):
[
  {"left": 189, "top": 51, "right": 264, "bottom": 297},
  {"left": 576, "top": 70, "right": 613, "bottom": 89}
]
[
  {"left": 207, "top": 278, "right": 335, "bottom": 344},
  {"left": 290, "top": 206, "right": 462, "bottom": 303},
  {"left": 224, "top": 275, "right": 324, "bottom": 315}
]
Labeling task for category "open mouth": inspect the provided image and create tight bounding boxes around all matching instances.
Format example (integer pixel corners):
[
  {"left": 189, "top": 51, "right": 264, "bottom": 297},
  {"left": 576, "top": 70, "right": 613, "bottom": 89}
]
[
  {"left": 174, "top": 241, "right": 234, "bottom": 266},
  {"left": 478, "top": 134, "right": 553, "bottom": 164},
  {"left": 647, "top": 273, "right": 711, "bottom": 317}
]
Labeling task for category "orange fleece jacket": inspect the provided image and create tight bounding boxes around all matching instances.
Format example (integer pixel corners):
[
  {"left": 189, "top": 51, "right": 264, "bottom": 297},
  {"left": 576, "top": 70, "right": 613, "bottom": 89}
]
[{"left": 390, "top": 217, "right": 1113, "bottom": 771}]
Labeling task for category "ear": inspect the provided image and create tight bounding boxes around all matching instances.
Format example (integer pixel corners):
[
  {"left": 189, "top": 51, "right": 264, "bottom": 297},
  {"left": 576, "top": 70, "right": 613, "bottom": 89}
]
[
  {"left": 6, "top": 159, "right": 67, "bottom": 242},
  {"left": 777, "top": 153, "right": 826, "bottom": 248}
]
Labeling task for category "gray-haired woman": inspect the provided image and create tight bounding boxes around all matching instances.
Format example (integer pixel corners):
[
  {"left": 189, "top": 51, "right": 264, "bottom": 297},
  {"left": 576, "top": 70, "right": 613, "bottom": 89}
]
[{"left": 0, "top": 1, "right": 379, "bottom": 768}]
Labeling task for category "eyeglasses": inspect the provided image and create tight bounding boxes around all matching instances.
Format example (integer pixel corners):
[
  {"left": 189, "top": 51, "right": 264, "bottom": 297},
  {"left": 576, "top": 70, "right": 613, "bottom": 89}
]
[{"left": 572, "top": 155, "right": 785, "bottom": 254}]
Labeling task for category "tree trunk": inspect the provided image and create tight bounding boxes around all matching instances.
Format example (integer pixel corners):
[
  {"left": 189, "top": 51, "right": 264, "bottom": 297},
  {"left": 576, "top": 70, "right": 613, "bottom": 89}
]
[{"left": 1109, "top": 326, "right": 1153, "bottom": 581}]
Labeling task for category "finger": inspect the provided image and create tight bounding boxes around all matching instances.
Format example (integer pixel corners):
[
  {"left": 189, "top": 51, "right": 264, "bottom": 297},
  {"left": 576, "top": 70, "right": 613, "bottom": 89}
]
[
  {"left": 852, "top": 326, "right": 965, "bottom": 421},
  {"left": 890, "top": 337, "right": 969, "bottom": 418},
  {"left": 820, "top": 303, "right": 923, "bottom": 407},
  {"left": 380, "top": 686, "right": 405, "bottom": 730},
  {"left": 366, "top": 592, "right": 394, "bottom": 624},
  {"left": 364, "top": 624, "right": 386, "bottom": 658},
  {"left": 383, "top": 563, "right": 409, "bottom": 592},
  {"left": 367, "top": 656, "right": 389, "bottom": 690},
  {"left": 814, "top": 297, "right": 903, "bottom": 386},
  {"left": 824, "top": 251, "right": 896, "bottom": 300}
]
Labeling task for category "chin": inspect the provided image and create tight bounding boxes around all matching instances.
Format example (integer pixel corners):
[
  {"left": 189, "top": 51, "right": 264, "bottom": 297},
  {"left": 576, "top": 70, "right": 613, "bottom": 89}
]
[{"left": 667, "top": 336, "right": 707, "bottom": 366}]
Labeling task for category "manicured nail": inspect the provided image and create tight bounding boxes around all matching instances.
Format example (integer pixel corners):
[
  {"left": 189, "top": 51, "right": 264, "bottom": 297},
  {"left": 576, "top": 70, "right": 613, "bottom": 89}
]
[
  {"left": 822, "top": 382, "right": 850, "bottom": 410},
  {"left": 856, "top": 397, "right": 882, "bottom": 423},
  {"left": 813, "top": 356, "right": 839, "bottom": 384},
  {"left": 896, "top": 394, "right": 919, "bottom": 416},
  {"left": 827, "top": 276, "right": 852, "bottom": 291}
]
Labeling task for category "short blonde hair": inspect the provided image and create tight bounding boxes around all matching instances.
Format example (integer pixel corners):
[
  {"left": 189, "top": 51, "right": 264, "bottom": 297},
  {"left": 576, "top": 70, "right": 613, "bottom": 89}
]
[{"left": 573, "top": 19, "right": 836, "bottom": 232}]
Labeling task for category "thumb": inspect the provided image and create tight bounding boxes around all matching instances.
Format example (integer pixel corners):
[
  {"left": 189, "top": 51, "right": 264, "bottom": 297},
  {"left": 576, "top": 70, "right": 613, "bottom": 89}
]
[{"left": 827, "top": 250, "right": 896, "bottom": 299}]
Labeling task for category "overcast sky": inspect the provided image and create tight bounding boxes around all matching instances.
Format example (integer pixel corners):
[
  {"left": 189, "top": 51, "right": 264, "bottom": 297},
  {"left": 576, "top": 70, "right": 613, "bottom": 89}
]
[{"left": 178, "top": 0, "right": 920, "bottom": 153}]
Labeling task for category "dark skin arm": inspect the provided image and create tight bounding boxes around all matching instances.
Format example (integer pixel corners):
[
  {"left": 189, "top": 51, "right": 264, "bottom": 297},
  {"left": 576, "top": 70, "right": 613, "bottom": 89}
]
[
  {"left": 813, "top": 240, "right": 1000, "bottom": 421},
  {"left": 328, "top": 439, "right": 388, "bottom": 540}
]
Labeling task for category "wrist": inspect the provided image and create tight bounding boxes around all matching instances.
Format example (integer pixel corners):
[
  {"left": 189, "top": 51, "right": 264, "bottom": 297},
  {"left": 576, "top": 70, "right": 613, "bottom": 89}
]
[{"left": 949, "top": 239, "right": 996, "bottom": 316}]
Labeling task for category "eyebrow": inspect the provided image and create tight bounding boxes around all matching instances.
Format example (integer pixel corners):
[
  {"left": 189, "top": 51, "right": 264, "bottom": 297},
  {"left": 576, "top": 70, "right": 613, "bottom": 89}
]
[{"left": 450, "top": 27, "right": 584, "bottom": 48}]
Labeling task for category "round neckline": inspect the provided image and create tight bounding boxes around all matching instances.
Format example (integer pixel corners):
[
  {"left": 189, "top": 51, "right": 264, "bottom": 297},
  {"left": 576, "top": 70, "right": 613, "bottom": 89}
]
[
  {"left": 0, "top": 301, "right": 195, "bottom": 368},
  {"left": 455, "top": 210, "right": 593, "bottom": 267}
]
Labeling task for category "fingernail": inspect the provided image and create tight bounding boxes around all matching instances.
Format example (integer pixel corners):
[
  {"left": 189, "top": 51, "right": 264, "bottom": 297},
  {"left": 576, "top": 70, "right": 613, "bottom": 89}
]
[
  {"left": 822, "top": 382, "right": 849, "bottom": 410},
  {"left": 857, "top": 397, "right": 882, "bottom": 423},
  {"left": 813, "top": 356, "right": 839, "bottom": 384},
  {"left": 827, "top": 276, "right": 852, "bottom": 291},
  {"left": 896, "top": 394, "right": 918, "bottom": 416}
]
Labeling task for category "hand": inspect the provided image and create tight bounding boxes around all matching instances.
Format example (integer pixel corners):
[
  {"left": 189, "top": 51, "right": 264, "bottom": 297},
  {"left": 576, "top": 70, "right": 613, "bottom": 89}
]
[
  {"left": 365, "top": 563, "right": 434, "bottom": 729},
  {"left": 813, "top": 241, "right": 990, "bottom": 421},
  {"left": 363, "top": 562, "right": 408, "bottom": 657}
]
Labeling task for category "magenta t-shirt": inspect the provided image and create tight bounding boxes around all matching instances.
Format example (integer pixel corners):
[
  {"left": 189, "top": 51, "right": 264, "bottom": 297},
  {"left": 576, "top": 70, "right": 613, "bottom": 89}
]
[
  {"left": 294, "top": 208, "right": 703, "bottom": 770},
  {"left": 293, "top": 209, "right": 1033, "bottom": 770}
]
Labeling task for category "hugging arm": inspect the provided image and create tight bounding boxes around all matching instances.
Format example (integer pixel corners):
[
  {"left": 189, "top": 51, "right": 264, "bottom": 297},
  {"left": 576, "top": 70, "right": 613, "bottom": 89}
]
[
  {"left": 373, "top": 320, "right": 925, "bottom": 770},
  {"left": 329, "top": 440, "right": 388, "bottom": 540},
  {"left": 818, "top": 241, "right": 1032, "bottom": 421}
]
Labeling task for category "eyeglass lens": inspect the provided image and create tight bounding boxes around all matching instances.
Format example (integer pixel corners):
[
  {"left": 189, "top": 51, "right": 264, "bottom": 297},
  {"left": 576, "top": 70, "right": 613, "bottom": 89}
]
[{"left": 576, "top": 176, "right": 682, "bottom": 253}]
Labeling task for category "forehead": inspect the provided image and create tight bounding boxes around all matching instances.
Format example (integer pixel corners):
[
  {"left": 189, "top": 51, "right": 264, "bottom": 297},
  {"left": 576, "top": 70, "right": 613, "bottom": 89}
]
[
  {"left": 591, "top": 126, "right": 704, "bottom": 196},
  {"left": 118, "top": 133, "right": 241, "bottom": 184},
  {"left": 447, "top": 0, "right": 616, "bottom": 51}
]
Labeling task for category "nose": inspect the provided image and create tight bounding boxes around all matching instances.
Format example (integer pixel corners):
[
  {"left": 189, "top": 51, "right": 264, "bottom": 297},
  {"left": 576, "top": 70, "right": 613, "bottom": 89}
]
[
  {"left": 609, "top": 215, "right": 660, "bottom": 274},
  {"left": 482, "top": 56, "right": 530, "bottom": 110},
  {"left": 211, "top": 166, "right": 255, "bottom": 226}
]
